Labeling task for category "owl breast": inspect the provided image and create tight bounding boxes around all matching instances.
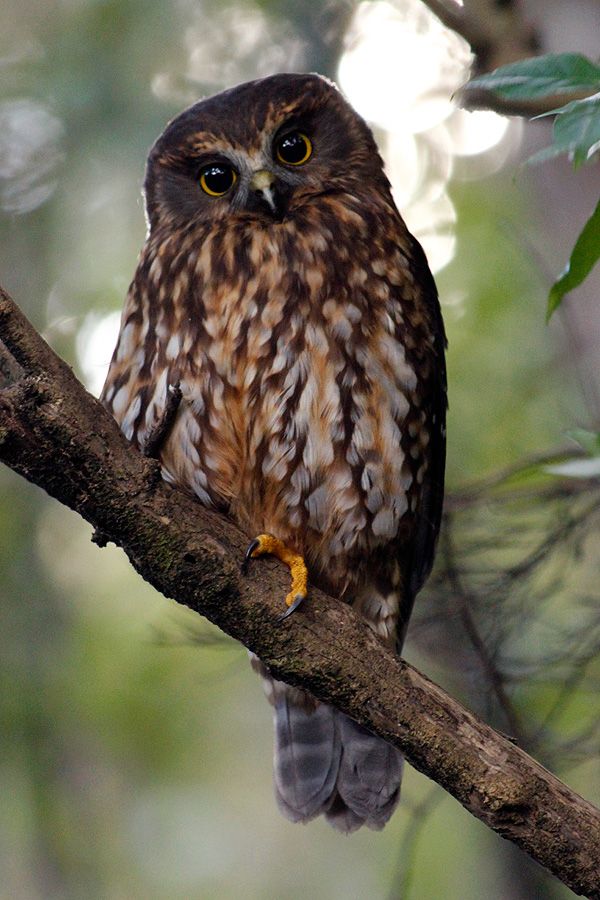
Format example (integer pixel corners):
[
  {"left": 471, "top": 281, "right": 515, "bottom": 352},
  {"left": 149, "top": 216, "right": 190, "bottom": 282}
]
[{"left": 147, "top": 199, "right": 431, "bottom": 594}]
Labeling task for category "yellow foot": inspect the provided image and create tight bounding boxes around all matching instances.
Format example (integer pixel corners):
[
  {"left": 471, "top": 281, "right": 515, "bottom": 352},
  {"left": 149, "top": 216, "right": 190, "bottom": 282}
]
[{"left": 241, "top": 533, "right": 308, "bottom": 620}]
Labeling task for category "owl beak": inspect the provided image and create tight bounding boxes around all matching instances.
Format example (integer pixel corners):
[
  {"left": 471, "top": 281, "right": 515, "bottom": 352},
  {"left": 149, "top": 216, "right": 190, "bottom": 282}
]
[{"left": 248, "top": 169, "right": 286, "bottom": 220}]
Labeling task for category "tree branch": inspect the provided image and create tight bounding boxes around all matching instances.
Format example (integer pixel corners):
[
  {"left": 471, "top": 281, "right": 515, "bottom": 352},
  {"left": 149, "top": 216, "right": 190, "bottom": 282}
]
[
  {"left": 420, "top": 0, "right": 488, "bottom": 52},
  {"left": 418, "top": 0, "right": 581, "bottom": 117},
  {"left": 420, "top": 0, "right": 539, "bottom": 71},
  {"left": 0, "top": 285, "right": 599, "bottom": 899}
]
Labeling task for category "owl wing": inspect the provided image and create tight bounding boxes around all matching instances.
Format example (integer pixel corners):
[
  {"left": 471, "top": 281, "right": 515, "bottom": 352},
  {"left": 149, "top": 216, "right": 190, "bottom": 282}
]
[
  {"left": 100, "top": 276, "right": 177, "bottom": 454},
  {"left": 398, "top": 235, "right": 447, "bottom": 647}
]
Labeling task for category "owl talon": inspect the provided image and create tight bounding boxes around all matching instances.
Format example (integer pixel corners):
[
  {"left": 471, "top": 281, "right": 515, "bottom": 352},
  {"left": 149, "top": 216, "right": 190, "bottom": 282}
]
[
  {"left": 242, "top": 533, "right": 308, "bottom": 617},
  {"left": 143, "top": 381, "right": 182, "bottom": 459},
  {"left": 241, "top": 538, "right": 261, "bottom": 575},
  {"left": 278, "top": 593, "right": 306, "bottom": 622}
]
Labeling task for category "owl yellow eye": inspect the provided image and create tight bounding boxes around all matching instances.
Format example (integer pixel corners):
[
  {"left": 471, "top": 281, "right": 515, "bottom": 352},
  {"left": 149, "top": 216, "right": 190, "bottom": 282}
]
[
  {"left": 199, "top": 164, "right": 237, "bottom": 197},
  {"left": 275, "top": 131, "right": 312, "bottom": 166}
]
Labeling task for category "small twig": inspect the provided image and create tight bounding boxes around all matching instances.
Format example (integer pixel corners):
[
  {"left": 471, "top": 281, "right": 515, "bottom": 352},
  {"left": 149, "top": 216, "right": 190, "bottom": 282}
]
[
  {"left": 387, "top": 786, "right": 444, "bottom": 900},
  {"left": 530, "top": 642, "right": 600, "bottom": 753},
  {"left": 442, "top": 513, "right": 525, "bottom": 743}
]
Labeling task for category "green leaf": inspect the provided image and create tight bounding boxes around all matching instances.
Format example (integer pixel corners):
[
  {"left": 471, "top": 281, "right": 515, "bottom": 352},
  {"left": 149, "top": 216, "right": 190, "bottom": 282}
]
[
  {"left": 526, "top": 93, "right": 600, "bottom": 168},
  {"left": 550, "top": 93, "right": 600, "bottom": 167},
  {"left": 547, "top": 199, "right": 600, "bottom": 319},
  {"left": 467, "top": 53, "right": 600, "bottom": 101},
  {"left": 565, "top": 429, "right": 600, "bottom": 456},
  {"left": 525, "top": 143, "right": 568, "bottom": 166}
]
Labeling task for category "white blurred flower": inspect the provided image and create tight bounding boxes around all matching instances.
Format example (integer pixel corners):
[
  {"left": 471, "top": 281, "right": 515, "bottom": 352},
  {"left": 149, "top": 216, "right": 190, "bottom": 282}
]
[
  {"left": 339, "top": 0, "right": 471, "bottom": 134},
  {"left": 339, "top": 0, "right": 514, "bottom": 272}
]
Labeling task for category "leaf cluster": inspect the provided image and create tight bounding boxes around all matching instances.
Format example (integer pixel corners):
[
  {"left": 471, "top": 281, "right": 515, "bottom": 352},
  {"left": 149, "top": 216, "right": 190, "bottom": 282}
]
[{"left": 468, "top": 53, "right": 600, "bottom": 319}]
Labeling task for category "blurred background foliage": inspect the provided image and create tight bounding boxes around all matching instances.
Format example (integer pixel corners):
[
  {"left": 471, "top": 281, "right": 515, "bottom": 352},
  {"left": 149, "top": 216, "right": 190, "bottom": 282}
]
[{"left": 0, "top": 1, "right": 598, "bottom": 898}]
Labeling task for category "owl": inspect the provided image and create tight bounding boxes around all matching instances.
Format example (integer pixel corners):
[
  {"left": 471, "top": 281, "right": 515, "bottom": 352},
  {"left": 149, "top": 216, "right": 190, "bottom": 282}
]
[{"left": 102, "top": 73, "right": 447, "bottom": 832}]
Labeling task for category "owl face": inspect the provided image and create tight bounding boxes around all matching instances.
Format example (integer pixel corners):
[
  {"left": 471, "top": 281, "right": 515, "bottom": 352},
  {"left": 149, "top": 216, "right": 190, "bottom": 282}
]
[{"left": 144, "top": 73, "right": 390, "bottom": 232}]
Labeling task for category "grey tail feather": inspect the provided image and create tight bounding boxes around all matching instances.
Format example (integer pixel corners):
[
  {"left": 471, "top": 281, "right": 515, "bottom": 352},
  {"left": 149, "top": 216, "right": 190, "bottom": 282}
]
[
  {"left": 326, "top": 714, "right": 403, "bottom": 832},
  {"left": 273, "top": 698, "right": 403, "bottom": 831},
  {"left": 273, "top": 698, "right": 341, "bottom": 823}
]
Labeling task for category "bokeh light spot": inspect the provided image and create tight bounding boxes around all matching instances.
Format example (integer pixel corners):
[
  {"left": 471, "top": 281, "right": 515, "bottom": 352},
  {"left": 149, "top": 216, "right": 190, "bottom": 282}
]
[{"left": 0, "top": 99, "right": 64, "bottom": 214}]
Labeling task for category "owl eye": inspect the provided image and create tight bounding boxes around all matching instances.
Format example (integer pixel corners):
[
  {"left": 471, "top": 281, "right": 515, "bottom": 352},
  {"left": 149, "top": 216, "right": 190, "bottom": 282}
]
[
  {"left": 275, "top": 131, "right": 312, "bottom": 166},
  {"left": 199, "top": 164, "right": 237, "bottom": 197}
]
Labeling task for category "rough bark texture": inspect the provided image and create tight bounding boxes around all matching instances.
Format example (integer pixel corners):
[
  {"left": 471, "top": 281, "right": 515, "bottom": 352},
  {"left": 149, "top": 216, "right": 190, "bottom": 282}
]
[{"left": 0, "top": 286, "right": 599, "bottom": 899}]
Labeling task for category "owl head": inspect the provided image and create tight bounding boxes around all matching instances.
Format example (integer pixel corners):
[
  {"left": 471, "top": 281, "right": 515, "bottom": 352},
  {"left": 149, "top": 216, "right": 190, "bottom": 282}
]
[{"left": 143, "top": 73, "right": 391, "bottom": 232}]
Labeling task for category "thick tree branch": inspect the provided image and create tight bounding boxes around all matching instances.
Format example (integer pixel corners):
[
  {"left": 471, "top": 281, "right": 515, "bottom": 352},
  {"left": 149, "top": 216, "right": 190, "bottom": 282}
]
[
  {"left": 421, "top": 0, "right": 528, "bottom": 83},
  {"left": 420, "top": 0, "right": 539, "bottom": 72},
  {"left": 420, "top": 0, "right": 488, "bottom": 53},
  {"left": 0, "top": 286, "right": 599, "bottom": 899},
  {"left": 419, "top": 0, "right": 584, "bottom": 117}
]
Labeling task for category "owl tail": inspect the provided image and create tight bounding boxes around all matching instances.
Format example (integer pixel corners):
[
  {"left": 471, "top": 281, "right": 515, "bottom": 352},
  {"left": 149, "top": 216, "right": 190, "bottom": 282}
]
[{"left": 273, "top": 693, "right": 403, "bottom": 833}]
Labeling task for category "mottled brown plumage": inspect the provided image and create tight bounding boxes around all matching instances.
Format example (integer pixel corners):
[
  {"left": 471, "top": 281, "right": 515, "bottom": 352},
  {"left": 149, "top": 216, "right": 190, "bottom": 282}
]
[{"left": 102, "top": 73, "right": 447, "bottom": 831}]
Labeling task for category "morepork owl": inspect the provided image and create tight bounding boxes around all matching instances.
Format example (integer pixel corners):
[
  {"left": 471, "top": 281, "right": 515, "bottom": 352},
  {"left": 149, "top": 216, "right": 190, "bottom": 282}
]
[{"left": 102, "top": 73, "right": 447, "bottom": 832}]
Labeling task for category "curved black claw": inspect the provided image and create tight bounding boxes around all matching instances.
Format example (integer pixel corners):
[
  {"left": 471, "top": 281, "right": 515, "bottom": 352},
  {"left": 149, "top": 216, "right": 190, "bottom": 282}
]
[
  {"left": 143, "top": 382, "right": 182, "bottom": 459},
  {"left": 241, "top": 538, "right": 260, "bottom": 575},
  {"left": 277, "top": 593, "right": 306, "bottom": 622}
]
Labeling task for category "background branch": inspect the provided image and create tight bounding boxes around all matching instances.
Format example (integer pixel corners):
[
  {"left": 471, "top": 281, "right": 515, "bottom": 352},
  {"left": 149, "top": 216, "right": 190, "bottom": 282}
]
[
  {"left": 420, "top": 0, "right": 539, "bottom": 71},
  {"left": 1, "top": 285, "right": 599, "bottom": 899},
  {"left": 419, "top": 0, "right": 595, "bottom": 117}
]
